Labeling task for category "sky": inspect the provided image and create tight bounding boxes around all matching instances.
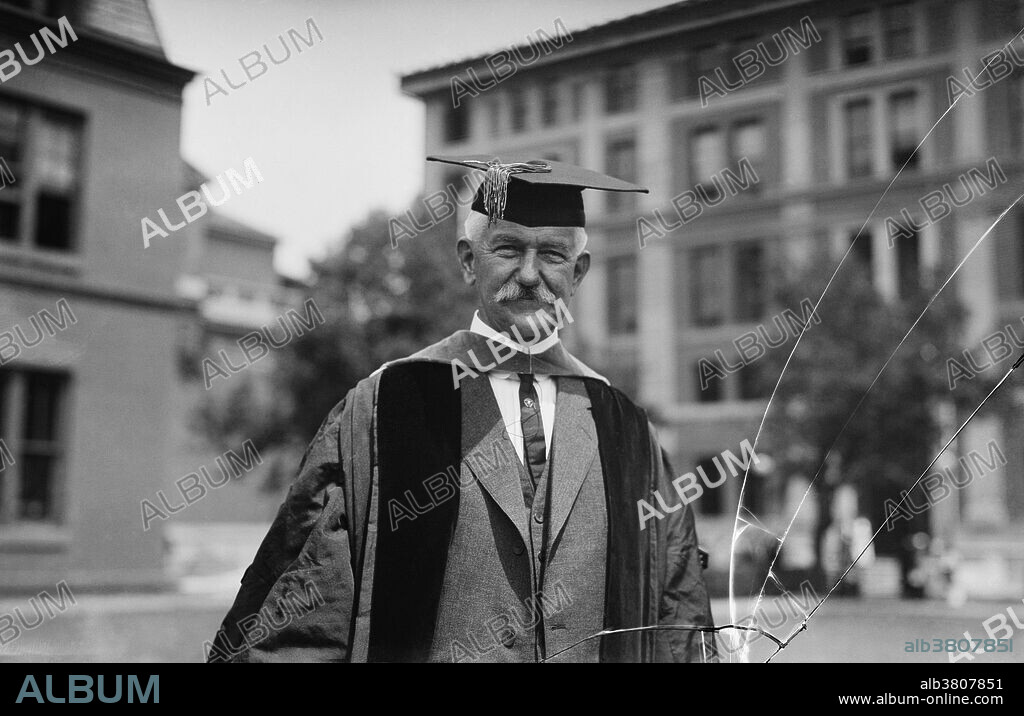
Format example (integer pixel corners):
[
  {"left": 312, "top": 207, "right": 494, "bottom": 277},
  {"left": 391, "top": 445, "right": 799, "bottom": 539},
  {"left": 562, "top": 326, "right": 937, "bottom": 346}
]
[{"left": 146, "top": 0, "right": 675, "bottom": 279}]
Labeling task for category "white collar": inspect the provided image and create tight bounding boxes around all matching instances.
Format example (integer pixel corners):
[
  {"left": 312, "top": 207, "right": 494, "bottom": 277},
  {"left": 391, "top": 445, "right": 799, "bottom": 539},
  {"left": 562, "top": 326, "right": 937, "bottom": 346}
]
[{"left": 470, "top": 310, "right": 561, "bottom": 356}]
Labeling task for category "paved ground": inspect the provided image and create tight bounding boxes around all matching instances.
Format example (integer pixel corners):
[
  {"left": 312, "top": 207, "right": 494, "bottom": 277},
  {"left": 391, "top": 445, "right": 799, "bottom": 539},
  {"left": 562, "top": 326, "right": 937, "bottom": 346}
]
[
  {"left": 0, "top": 590, "right": 1021, "bottom": 663},
  {"left": 711, "top": 596, "right": 1024, "bottom": 663},
  {"left": 0, "top": 593, "right": 231, "bottom": 663}
]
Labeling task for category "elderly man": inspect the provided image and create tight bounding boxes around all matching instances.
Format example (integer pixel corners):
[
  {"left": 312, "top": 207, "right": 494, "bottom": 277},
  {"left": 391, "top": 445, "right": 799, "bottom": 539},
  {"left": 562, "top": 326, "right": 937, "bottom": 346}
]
[{"left": 207, "top": 155, "right": 715, "bottom": 663}]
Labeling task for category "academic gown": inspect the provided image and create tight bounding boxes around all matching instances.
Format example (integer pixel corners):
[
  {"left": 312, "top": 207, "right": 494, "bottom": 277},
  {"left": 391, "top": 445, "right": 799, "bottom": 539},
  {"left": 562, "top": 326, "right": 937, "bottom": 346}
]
[{"left": 206, "top": 329, "right": 716, "bottom": 663}]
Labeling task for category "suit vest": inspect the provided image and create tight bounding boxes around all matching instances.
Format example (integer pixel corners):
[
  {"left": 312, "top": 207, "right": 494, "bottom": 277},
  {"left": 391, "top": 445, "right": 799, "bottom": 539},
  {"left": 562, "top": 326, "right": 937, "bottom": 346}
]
[{"left": 367, "top": 362, "right": 655, "bottom": 662}]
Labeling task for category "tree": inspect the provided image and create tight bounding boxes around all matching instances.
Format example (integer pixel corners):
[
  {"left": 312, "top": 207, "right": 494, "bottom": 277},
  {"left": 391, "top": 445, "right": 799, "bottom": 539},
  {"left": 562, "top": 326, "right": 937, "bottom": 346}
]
[
  {"left": 197, "top": 200, "right": 477, "bottom": 477},
  {"left": 753, "top": 254, "right": 1001, "bottom": 586}
]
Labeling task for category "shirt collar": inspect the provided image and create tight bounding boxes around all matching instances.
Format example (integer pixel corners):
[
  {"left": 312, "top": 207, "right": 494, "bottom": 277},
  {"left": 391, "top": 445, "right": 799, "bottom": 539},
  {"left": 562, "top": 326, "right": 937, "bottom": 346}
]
[{"left": 470, "top": 310, "right": 561, "bottom": 357}]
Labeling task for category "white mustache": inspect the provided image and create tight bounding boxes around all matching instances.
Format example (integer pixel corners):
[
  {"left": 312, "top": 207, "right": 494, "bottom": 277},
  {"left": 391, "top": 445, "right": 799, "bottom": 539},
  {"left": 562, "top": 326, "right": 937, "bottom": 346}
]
[{"left": 493, "top": 281, "right": 556, "bottom": 304}]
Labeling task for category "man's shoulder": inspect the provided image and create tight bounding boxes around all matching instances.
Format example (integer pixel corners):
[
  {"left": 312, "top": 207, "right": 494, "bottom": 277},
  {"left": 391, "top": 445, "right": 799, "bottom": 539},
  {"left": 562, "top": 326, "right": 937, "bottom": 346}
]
[
  {"left": 371, "top": 330, "right": 477, "bottom": 376},
  {"left": 557, "top": 352, "right": 609, "bottom": 385},
  {"left": 577, "top": 377, "right": 650, "bottom": 421}
]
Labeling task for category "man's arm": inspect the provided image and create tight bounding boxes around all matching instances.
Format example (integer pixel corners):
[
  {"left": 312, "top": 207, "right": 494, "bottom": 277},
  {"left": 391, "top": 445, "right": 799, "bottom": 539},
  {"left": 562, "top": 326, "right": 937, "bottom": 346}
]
[
  {"left": 650, "top": 432, "right": 717, "bottom": 663},
  {"left": 206, "top": 396, "right": 356, "bottom": 662}
]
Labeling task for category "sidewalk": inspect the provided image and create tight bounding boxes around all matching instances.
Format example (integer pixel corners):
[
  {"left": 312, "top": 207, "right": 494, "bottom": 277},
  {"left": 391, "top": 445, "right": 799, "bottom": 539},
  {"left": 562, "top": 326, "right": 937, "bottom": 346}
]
[
  {"left": 0, "top": 590, "right": 234, "bottom": 663},
  {"left": 712, "top": 595, "right": 1024, "bottom": 663},
  {"left": 1, "top": 589, "right": 1020, "bottom": 663}
]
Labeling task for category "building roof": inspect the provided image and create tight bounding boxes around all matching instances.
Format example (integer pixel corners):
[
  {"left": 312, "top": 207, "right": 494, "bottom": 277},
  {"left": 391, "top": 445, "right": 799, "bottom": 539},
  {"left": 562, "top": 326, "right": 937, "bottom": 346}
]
[
  {"left": 0, "top": 0, "right": 165, "bottom": 56},
  {"left": 0, "top": 0, "right": 195, "bottom": 91},
  {"left": 400, "top": 0, "right": 810, "bottom": 96},
  {"left": 91, "top": 0, "right": 166, "bottom": 57}
]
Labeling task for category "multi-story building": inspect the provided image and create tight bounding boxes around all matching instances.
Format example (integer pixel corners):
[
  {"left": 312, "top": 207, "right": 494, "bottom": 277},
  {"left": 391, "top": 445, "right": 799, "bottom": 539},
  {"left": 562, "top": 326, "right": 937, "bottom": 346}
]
[
  {"left": 0, "top": 1, "right": 298, "bottom": 593},
  {"left": 0, "top": 0, "right": 195, "bottom": 590},
  {"left": 401, "top": 0, "right": 1024, "bottom": 597}
]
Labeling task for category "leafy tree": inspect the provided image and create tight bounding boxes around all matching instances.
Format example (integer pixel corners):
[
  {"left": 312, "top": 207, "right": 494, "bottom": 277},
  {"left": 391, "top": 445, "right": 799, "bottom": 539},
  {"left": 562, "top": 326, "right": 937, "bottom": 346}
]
[
  {"left": 197, "top": 200, "right": 477, "bottom": 474},
  {"left": 754, "top": 253, "right": 1002, "bottom": 586}
]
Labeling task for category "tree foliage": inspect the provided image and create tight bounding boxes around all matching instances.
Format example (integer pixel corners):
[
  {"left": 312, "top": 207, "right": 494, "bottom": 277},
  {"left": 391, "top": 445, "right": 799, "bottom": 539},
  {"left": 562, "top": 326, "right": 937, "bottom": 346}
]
[
  {"left": 755, "top": 255, "right": 1002, "bottom": 568},
  {"left": 197, "top": 201, "right": 476, "bottom": 465}
]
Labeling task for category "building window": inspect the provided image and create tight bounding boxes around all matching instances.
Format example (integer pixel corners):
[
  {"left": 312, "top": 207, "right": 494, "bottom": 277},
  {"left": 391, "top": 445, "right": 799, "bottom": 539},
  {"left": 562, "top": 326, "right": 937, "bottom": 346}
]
[
  {"left": 684, "top": 119, "right": 768, "bottom": 197},
  {"left": 1012, "top": 76, "right": 1024, "bottom": 154},
  {"left": 695, "top": 362, "right": 723, "bottom": 403},
  {"left": 843, "top": 11, "right": 874, "bottom": 66},
  {"left": 807, "top": 27, "right": 832, "bottom": 73},
  {"left": 690, "top": 245, "right": 725, "bottom": 326},
  {"left": 0, "top": 100, "right": 23, "bottom": 243},
  {"left": 844, "top": 98, "right": 873, "bottom": 179},
  {"left": 1015, "top": 218, "right": 1024, "bottom": 297},
  {"left": 487, "top": 95, "right": 502, "bottom": 136},
  {"left": 509, "top": 86, "right": 528, "bottom": 133},
  {"left": 731, "top": 119, "right": 765, "bottom": 192},
  {"left": 443, "top": 101, "right": 470, "bottom": 143},
  {"left": 980, "top": 0, "right": 1022, "bottom": 41},
  {"left": 604, "top": 64, "right": 637, "bottom": 114},
  {"left": 851, "top": 228, "right": 873, "bottom": 274},
  {"left": 726, "top": 35, "right": 760, "bottom": 86},
  {"left": 695, "top": 455, "right": 725, "bottom": 514},
  {"left": 734, "top": 241, "right": 765, "bottom": 321},
  {"left": 569, "top": 80, "right": 584, "bottom": 121},
  {"left": 605, "top": 136, "right": 638, "bottom": 214},
  {"left": 694, "top": 45, "right": 720, "bottom": 96},
  {"left": 540, "top": 77, "right": 559, "bottom": 126},
  {"left": 738, "top": 361, "right": 768, "bottom": 401},
  {"left": 670, "top": 44, "right": 727, "bottom": 100},
  {"left": 442, "top": 169, "right": 474, "bottom": 234},
  {"left": 690, "top": 127, "right": 726, "bottom": 202},
  {"left": 889, "top": 90, "right": 919, "bottom": 171},
  {"left": 743, "top": 461, "right": 767, "bottom": 514},
  {"left": 606, "top": 254, "right": 637, "bottom": 334},
  {"left": 0, "top": 96, "right": 82, "bottom": 252},
  {"left": 667, "top": 56, "right": 690, "bottom": 101},
  {"left": 0, "top": 369, "right": 68, "bottom": 524},
  {"left": 34, "top": 112, "right": 78, "bottom": 250},
  {"left": 883, "top": 3, "right": 915, "bottom": 59},
  {"left": 896, "top": 227, "right": 920, "bottom": 298}
]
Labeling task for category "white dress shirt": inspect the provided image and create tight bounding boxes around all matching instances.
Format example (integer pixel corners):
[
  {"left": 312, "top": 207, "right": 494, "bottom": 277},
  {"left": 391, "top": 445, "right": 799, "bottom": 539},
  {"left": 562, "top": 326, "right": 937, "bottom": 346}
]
[{"left": 470, "top": 311, "right": 557, "bottom": 465}]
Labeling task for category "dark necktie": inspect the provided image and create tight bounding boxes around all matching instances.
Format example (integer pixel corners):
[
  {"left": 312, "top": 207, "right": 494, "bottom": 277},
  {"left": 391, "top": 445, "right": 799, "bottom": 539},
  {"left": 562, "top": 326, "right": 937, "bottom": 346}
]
[{"left": 518, "top": 373, "right": 547, "bottom": 486}]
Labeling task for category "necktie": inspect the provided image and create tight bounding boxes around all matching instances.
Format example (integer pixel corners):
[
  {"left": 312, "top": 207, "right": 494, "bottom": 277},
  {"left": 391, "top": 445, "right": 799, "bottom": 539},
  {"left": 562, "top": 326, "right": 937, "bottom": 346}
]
[
  {"left": 519, "top": 373, "right": 551, "bottom": 661},
  {"left": 518, "top": 373, "right": 547, "bottom": 486}
]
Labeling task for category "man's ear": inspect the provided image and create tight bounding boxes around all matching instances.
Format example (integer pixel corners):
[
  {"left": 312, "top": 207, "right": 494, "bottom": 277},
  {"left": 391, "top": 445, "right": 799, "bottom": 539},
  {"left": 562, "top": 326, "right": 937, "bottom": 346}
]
[
  {"left": 571, "top": 250, "right": 591, "bottom": 293},
  {"left": 456, "top": 236, "right": 476, "bottom": 285}
]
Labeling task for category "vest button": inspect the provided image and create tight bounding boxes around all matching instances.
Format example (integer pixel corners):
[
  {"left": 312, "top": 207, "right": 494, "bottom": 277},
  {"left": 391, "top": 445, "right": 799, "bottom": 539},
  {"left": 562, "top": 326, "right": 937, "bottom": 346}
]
[
  {"left": 513, "top": 543, "right": 525, "bottom": 556},
  {"left": 534, "top": 512, "right": 544, "bottom": 523},
  {"left": 501, "top": 630, "right": 517, "bottom": 648}
]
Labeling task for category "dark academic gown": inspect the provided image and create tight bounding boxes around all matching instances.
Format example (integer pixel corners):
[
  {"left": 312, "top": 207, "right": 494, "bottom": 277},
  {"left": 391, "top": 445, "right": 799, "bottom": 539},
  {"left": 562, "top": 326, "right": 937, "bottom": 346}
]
[{"left": 207, "top": 330, "right": 716, "bottom": 662}]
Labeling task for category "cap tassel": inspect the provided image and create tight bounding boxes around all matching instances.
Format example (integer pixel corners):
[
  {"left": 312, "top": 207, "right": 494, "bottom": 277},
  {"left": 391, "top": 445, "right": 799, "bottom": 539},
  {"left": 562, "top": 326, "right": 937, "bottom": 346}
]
[{"left": 464, "top": 159, "right": 551, "bottom": 225}]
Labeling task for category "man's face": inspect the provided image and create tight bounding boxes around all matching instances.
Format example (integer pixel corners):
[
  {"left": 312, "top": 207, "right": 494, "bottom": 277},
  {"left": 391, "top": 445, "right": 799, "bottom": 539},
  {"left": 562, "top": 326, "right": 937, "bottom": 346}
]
[{"left": 457, "top": 219, "right": 590, "bottom": 340}]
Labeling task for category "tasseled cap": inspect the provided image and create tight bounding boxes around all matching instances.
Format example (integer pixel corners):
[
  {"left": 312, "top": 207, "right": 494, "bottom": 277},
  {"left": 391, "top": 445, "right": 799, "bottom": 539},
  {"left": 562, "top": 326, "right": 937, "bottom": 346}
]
[{"left": 427, "top": 154, "right": 648, "bottom": 227}]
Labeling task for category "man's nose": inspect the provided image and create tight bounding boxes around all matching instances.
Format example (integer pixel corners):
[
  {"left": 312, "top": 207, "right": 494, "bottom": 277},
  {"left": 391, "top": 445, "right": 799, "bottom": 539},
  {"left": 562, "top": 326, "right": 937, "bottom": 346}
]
[{"left": 517, "top": 252, "right": 541, "bottom": 286}]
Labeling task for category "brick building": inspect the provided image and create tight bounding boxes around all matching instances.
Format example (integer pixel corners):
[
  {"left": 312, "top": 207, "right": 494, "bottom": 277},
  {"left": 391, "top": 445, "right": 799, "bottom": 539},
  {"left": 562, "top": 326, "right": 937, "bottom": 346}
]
[{"left": 0, "top": 0, "right": 296, "bottom": 592}]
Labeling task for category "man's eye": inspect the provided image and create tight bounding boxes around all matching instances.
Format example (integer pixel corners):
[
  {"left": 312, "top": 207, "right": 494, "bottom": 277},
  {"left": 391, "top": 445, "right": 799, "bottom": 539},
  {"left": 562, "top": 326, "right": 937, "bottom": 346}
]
[
  {"left": 542, "top": 251, "right": 567, "bottom": 261},
  {"left": 494, "top": 246, "right": 518, "bottom": 255}
]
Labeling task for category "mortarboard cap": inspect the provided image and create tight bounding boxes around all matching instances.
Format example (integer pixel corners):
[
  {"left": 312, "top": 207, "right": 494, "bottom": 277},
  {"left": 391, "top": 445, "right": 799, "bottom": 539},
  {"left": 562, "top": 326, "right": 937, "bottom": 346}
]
[{"left": 427, "top": 154, "right": 648, "bottom": 228}]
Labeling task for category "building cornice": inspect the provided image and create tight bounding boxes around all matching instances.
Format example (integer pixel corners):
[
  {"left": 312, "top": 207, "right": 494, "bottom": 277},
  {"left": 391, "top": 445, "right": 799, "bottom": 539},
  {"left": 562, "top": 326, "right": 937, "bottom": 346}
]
[
  {"left": 0, "top": 268, "right": 199, "bottom": 315},
  {"left": 400, "top": 0, "right": 815, "bottom": 97}
]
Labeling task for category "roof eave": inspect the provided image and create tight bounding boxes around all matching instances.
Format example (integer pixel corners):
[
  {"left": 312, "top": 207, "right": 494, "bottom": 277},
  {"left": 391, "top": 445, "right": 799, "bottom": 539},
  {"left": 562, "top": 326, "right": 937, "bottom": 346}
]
[
  {"left": 400, "top": 0, "right": 815, "bottom": 97},
  {"left": 0, "top": 8, "right": 195, "bottom": 90}
]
